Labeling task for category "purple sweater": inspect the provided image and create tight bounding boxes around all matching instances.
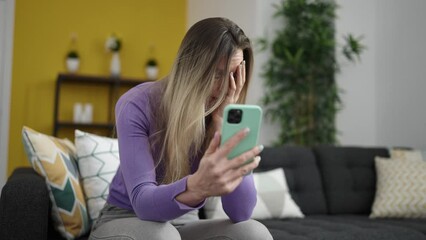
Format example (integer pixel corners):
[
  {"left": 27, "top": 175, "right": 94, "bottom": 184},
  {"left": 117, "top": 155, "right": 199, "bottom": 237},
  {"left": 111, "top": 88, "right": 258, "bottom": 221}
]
[{"left": 107, "top": 81, "right": 257, "bottom": 223}]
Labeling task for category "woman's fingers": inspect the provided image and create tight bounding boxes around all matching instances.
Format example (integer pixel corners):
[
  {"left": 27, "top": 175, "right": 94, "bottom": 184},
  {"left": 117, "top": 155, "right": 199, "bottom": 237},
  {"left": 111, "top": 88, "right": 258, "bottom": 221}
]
[
  {"left": 218, "top": 156, "right": 261, "bottom": 191},
  {"left": 205, "top": 131, "right": 220, "bottom": 155},
  {"left": 216, "top": 128, "right": 250, "bottom": 158},
  {"left": 214, "top": 133, "right": 263, "bottom": 176},
  {"left": 200, "top": 134, "right": 262, "bottom": 196},
  {"left": 228, "top": 72, "right": 237, "bottom": 98},
  {"left": 235, "top": 63, "right": 243, "bottom": 99},
  {"left": 228, "top": 156, "right": 261, "bottom": 181},
  {"left": 242, "top": 60, "right": 246, "bottom": 86},
  {"left": 228, "top": 145, "right": 264, "bottom": 169},
  {"left": 219, "top": 65, "right": 245, "bottom": 111}
]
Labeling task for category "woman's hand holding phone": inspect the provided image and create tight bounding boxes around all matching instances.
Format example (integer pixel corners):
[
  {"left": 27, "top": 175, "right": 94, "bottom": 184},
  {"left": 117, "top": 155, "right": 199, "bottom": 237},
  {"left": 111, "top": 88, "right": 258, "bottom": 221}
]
[{"left": 185, "top": 128, "right": 263, "bottom": 205}]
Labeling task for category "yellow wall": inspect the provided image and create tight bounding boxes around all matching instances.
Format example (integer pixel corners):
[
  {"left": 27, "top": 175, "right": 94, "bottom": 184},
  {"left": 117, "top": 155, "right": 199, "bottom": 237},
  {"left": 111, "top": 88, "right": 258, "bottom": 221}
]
[{"left": 8, "top": 0, "right": 187, "bottom": 175}]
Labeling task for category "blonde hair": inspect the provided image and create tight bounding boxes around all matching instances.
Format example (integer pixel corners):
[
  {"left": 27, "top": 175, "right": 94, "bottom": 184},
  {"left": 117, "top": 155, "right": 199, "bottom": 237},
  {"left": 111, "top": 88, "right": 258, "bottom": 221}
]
[{"left": 152, "top": 17, "right": 253, "bottom": 184}]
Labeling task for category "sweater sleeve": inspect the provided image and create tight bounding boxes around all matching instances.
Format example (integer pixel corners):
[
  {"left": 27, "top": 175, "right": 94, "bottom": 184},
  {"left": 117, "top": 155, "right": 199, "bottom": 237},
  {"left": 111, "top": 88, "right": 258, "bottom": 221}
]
[
  {"left": 115, "top": 99, "right": 205, "bottom": 222},
  {"left": 221, "top": 173, "right": 257, "bottom": 222}
]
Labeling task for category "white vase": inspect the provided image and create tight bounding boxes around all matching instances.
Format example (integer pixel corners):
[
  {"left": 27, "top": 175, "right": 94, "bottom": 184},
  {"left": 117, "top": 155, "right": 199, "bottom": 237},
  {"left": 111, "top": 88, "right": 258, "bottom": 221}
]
[
  {"left": 80, "top": 103, "right": 93, "bottom": 123},
  {"left": 66, "top": 58, "right": 79, "bottom": 73},
  {"left": 110, "top": 52, "right": 121, "bottom": 77},
  {"left": 73, "top": 103, "right": 83, "bottom": 123},
  {"left": 146, "top": 66, "right": 158, "bottom": 80}
]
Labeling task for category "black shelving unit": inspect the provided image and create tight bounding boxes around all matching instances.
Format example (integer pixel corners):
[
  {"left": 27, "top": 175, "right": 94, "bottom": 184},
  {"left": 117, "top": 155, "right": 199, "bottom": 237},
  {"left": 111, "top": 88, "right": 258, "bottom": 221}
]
[{"left": 53, "top": 73, "right": 149, "bottom": 137}]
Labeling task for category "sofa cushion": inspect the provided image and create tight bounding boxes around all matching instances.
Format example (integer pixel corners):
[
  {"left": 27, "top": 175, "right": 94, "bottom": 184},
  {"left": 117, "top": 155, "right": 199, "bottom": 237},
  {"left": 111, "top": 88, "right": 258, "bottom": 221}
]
[
  {"left": 22, "top": 126, "right": 90, "bottom": 239},
  {"left": 259, "top": 146, "right": 327, "bottom": 214},
  {"left": 258, "top": 215, "right": 426, "bottom": 240},
  {"left": 313, "top": 146, "right": 389, "bottom": 214},
  {"left": 372, "top": 217, "right": 426, "bottom": 234}
]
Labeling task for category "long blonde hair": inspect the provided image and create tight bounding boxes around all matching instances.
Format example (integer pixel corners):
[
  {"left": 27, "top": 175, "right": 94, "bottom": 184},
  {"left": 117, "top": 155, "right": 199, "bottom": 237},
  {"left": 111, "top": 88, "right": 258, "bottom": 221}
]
[{"left": 152, "top": 17, "right": 253, "bottom": 184}]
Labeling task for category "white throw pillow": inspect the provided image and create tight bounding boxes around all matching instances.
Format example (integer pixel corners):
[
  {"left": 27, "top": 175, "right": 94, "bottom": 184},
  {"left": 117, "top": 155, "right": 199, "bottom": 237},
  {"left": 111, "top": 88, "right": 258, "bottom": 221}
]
[
  {"left": 75, "top": 130, "right": 120, "bottom": 222},
  {"left": 204, "top": 168, "right": 304, "bottom": 219},
  {"left": 370, "top": 157, "right": 426, "bottom": 218}
]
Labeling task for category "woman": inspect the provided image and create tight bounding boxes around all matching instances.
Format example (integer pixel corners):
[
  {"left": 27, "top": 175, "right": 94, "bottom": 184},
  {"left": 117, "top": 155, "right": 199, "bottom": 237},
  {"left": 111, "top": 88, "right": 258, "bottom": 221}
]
[{"left": 89, "top": 17, "right": 273, "bottom": 240}]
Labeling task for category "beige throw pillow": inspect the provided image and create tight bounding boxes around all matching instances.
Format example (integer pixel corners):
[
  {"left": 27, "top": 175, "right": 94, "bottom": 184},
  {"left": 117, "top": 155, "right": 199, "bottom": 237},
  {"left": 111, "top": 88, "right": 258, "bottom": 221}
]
[
  {"left": 390, "top": 149, "right": 424, "bottom": 162},
  {"left": 370, "top": 157, "right": 426, "bottom": 218}
]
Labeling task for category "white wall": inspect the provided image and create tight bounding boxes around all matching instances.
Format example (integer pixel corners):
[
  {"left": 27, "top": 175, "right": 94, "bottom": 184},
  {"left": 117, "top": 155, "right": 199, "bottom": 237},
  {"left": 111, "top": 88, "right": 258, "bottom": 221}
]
[
  {"left": 375, "top": 0, "right": 426, "bottom": 149},
  {"left": 337, "top": 0, "right": 426, "bottom": 148},
  {"left": 335, "top": 0, "right": 377, "bottom": 146},
  {"left": 188, "top": 0, "right": 426, "bottom": 149}
]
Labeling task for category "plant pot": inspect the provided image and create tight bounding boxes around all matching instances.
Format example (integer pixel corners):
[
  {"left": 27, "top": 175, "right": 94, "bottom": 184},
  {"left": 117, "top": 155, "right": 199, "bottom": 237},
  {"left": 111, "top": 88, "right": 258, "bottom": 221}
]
[
  {"left": 66, "top": 58, "right": 79, "bottom": 73},
  {"left": 146, "top": 66, "right": 158, "bottom": 80}
]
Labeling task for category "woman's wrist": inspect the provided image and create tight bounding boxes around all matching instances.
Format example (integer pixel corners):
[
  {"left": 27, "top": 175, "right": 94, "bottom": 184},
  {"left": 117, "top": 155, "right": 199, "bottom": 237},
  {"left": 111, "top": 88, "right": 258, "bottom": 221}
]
[
  {"left": 187, "top": 174, "right": 207, "bottom": 202},
  {"left": 175, "top": 174, "right": 206, "bottom": 207}
]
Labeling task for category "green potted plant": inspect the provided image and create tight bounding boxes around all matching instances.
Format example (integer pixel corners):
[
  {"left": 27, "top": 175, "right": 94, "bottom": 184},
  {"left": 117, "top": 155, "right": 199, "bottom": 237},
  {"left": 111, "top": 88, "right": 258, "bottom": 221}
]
[
  {"left": 66, "top": 50, "right": 79, "bottom": 73},
  {"left": 145, "top": 58, "right": 158, "bottom": 80},
  {"left": 260, "top": 0, "right": 365, "bottom": 146}
]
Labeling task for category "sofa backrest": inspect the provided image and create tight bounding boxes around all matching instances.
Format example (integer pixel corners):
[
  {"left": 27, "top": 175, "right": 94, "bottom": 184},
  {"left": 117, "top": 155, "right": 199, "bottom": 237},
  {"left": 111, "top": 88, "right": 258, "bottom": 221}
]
[
  {"left": 259, "top": 146, "right": 328, "bottom": 215},
  {"left": 313, "top": 146, "right": 389, "bottom": 215}
]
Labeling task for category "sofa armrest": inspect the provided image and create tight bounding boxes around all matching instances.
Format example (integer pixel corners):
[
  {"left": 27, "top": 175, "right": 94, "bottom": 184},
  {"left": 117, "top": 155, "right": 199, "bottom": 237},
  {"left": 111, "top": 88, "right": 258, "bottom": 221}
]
[{"left": 0, "top": 167, "right": 50, "bottom": 240}]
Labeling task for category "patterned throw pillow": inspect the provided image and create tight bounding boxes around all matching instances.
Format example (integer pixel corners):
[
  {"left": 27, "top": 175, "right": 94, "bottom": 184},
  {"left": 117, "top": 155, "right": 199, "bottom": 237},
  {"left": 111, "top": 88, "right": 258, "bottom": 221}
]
[
  {"left": 370, "top": 157, "right": 426, "bottom": 218},
  {"left": 75, "top": 130, "right": 120, "bottom": 222},
  {"left": 22, "top": 126, "right": 90, "bottom": 239},
  {"left": 204, "top": 168, "right": 304, "bottom": 219}
]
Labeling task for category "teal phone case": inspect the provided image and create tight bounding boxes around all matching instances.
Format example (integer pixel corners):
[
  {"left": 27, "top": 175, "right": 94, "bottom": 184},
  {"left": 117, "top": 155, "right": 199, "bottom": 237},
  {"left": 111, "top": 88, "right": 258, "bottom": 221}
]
[{"left": 220, "top": 104, "right": 262, "bottom": 161}]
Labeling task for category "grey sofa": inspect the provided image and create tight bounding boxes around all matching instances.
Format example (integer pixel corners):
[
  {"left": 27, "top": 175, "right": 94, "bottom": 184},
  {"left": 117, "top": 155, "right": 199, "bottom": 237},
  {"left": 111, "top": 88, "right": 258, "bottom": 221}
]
[
  {"left": 257, "top": 145, "right": 426, "bottom": 240},
  {"left": 1, "top": 145, "right": 426, "bottom": 240}
]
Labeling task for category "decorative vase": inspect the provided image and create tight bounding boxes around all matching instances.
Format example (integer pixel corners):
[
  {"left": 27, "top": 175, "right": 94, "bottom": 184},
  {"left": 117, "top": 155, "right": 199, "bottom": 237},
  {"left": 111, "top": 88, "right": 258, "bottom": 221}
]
[
  {"left": 110, "top": 52, "right": 121, "bottom": 77},
  {"left": 73, "top": 103, "right": 83, "bottom": 123},
  {"left": 80, "top": 103, "right": 93, "bottom": 123},
  {"left": 146, "top": 66, "right": 158, "bottom": 80},
  {"left": 66, "top": 58, "right": 79, "bottom": 73}
]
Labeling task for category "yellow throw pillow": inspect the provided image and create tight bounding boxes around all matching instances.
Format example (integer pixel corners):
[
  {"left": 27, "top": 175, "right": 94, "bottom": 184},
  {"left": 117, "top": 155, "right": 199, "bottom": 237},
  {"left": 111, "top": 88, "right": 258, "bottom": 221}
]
[{"left": 22, "top": 126, "right": 90, "bottom": 239}]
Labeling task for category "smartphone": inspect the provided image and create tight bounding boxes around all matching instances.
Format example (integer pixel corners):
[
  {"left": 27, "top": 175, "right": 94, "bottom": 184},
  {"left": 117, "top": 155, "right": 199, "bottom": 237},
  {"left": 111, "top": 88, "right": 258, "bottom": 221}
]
[{"left": 220, "top": 104, "right": 262, "bottom": 163}]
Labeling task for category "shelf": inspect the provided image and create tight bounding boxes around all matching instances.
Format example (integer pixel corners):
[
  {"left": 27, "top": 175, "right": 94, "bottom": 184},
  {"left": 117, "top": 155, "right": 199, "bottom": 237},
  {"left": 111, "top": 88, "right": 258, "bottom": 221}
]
[
  {"left": 53, "top": 73, "right": 151, "bottom": 137},
  {"left": 57, "top": 73, "right": 150, "bottom": 86},
  {"left": 56, "top": 121, "right": 115, "bottom": 129}
]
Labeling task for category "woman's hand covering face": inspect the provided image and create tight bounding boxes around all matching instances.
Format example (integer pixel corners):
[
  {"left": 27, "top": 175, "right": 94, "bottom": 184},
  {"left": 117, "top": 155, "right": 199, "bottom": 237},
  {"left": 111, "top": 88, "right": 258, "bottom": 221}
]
[{"left": 212, "top": 49, "right": 245, "bottom": 132}]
